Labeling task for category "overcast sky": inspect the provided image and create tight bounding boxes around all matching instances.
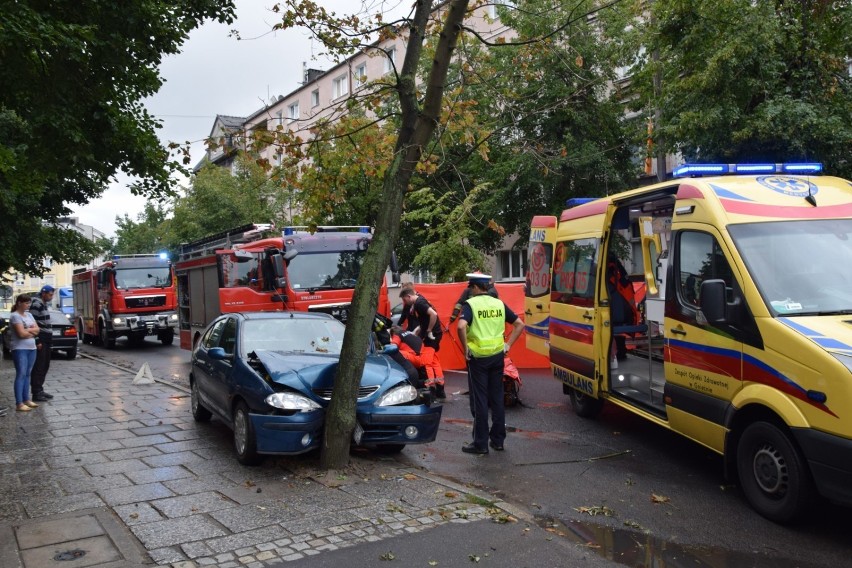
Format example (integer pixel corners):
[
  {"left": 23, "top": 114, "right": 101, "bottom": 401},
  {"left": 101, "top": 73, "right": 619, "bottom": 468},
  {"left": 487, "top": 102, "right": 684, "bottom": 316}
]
[{"left": 71, "top": 0, "right": 405, "bottom": 238}]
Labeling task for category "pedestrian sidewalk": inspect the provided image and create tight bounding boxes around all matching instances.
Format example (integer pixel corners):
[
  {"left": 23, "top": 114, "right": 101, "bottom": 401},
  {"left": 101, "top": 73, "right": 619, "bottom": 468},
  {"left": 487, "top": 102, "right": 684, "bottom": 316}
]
[{"left": 0, "top": 354, "right": 609, "bottom": 568}]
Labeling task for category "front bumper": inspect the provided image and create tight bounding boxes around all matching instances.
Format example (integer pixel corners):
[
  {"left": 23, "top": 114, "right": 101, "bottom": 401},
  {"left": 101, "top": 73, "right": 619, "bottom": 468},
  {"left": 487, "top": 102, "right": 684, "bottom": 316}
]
[
  {"left": 793, "top": 427, "right": 852, "bottom": 506},
  {"left": 112, "top": 313, "right": 178, "bottom": 335},
  {"left": 250, "top": 409, "right": 326, "bottom": 455},
  {"left": 248, "top": 402, "right": 443, "bottom": 455},
  {"left": 356, "top": 403, "right": 443, "bottom": 445}
]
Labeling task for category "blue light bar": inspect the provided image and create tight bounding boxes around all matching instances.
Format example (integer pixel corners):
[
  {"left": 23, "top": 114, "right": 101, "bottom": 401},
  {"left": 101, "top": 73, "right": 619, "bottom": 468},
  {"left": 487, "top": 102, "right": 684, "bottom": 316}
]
[
  {"left": 283, "top": 227, "right": 294, "bottom": 236},
  {"left": 782, "top": 163, "right": 823, "bottom": 174},
  {"left": 673, "top": 163, "right": 729, "bottom": 178},
  {"left": 158, "top": 252, "right": 169, "bottom": 260},
  {"left": 733, "top": 163, "right": 776, "bottom": 174},
  {"left": 565, "top": 198, "right": 597, "bottom": 208},
  {"left": 359, "top": 227, "right": 370, "bottom": 233}
]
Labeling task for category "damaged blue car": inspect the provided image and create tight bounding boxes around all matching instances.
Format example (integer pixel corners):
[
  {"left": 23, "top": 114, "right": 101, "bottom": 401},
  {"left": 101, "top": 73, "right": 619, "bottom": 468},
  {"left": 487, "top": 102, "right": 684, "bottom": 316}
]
[{"left": 190, "top": 311, "right": 442, "bottom": 465}]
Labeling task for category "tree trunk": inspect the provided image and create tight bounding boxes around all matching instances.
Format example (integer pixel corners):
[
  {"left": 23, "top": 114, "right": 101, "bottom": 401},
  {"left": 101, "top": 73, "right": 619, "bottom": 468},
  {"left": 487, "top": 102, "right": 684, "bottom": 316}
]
[{"left": 320, "top": 0, "right": 471, "bottom": 469}]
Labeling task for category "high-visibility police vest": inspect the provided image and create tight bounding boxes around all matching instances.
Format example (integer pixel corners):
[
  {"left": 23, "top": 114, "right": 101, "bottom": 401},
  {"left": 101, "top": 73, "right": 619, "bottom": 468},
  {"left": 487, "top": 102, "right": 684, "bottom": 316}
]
[{"left": 465, "top": 294, "right": 506, "bottom": 357}]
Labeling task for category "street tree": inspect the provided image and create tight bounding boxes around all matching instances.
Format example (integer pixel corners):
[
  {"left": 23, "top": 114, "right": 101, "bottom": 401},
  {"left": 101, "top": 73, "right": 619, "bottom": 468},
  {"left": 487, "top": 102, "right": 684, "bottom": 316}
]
[
  {"left": 0, "top": 1, "right": 236, "bottom": 277},
  {"left": 113, "top": 202, "right": 172, "bottom": 256},
  {"left": 169, "top": 156, "right": 286, "bottom": 250},
  {"left": 277, "top": 0, "right": 472, "bottom": 469},
  {"left": 624, "top": 0, "right": 852, "bottom": 177}
]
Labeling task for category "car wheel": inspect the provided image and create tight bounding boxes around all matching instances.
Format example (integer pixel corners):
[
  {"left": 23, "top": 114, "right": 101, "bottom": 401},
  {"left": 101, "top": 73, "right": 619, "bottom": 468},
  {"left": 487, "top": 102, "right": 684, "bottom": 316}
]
[
  {"left": 373, "top": 444, "right": 405, "bottom": 454},
  {"left": 736, "top": 421, "right": 813, "bottom": 523},
  {"left": 570, "top": 388, "right": 603, "bottom": 418},
  {"left": 66, "top": 348, "right": 77, "bottom": 360},
  {"left": 190, "top": 378, "right": 212, "bottom": 422},
  {"left": 233, "top": 401, "right": 262, "bottom": 465}
]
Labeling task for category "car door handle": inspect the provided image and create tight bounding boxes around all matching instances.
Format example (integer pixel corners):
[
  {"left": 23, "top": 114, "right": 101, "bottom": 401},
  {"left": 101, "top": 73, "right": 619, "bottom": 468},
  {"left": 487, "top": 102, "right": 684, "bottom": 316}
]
[
  {"left": 670, "top": 326, "right": 687, "bottom": 336},
  {"left": 525, "top": 309, "right": 533, "bottom": 316},
  {"left": 583, "top": 312, "right": 593, "bottom": 321}
]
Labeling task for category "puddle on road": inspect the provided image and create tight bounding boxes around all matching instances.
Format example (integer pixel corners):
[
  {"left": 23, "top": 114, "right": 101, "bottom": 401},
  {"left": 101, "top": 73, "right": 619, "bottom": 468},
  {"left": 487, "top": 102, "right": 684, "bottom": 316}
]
[{"left": 537, "top": 517, "right": 813, "bottom": 568}]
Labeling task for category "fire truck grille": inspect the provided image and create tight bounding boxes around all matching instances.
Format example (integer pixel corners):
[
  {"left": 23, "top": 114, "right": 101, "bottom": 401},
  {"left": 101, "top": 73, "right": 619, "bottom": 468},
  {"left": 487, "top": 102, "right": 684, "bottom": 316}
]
[
  {"left": 125, "top": 295, "right": 167, "bottom": 309},
  {"left": 308, "top": 304, "right": 351, "bottom": 323},
  {"left": 312, "top": 385, "right": 379, "bottom": 401}
]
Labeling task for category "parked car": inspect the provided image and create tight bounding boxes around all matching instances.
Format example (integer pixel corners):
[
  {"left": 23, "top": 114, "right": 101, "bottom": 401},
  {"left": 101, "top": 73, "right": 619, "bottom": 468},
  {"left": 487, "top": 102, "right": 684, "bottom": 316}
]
[
  {"left": 190, "top": 311, "right": 443, "bottom": 465},
  {"left": 2, "top": 309, "right": 78, "bottom": 360}
]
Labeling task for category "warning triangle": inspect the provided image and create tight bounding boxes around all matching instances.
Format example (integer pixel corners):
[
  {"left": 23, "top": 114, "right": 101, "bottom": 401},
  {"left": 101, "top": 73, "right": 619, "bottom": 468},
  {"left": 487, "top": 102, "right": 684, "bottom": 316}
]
[{"left": 133, "top": 362, "right": 156, "bottom": 385}]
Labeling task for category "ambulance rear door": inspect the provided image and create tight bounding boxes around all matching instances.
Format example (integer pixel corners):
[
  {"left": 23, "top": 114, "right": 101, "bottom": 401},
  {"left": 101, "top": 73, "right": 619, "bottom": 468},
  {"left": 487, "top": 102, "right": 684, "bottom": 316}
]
[{"left": 525, "top": 216, "right": 557, "bottom": 356}]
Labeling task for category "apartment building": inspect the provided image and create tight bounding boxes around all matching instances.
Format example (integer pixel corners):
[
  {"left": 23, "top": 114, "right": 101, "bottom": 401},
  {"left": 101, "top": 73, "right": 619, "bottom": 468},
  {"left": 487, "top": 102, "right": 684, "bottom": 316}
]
[{"left": 196, "top": 4, "right": 534, "bottom": 281}]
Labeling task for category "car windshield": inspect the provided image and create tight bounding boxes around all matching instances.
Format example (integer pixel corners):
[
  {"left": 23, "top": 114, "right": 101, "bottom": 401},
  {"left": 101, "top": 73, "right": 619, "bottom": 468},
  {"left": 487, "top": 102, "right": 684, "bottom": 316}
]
[
  {"left": 287, "top": 251, "right": 365, "bottom": 290},
  {"left": 241, "top": 317, "right": 346, "bottom": 355},
  {"left": 729, "top": 219, "right": 852, "bottom": 316},
  {"left": 114, "top": 267, "right": 172, "bottom": 289}
]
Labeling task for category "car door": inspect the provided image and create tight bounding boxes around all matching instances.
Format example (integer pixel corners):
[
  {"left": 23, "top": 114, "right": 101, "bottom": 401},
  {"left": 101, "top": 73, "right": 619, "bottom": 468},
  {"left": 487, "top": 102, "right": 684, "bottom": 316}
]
[
  {"left": 194, "top": 317, "right": 227, "bottom": 417},
  {"left": 207, "top": 316, "right": 239, "bottom": 418}
]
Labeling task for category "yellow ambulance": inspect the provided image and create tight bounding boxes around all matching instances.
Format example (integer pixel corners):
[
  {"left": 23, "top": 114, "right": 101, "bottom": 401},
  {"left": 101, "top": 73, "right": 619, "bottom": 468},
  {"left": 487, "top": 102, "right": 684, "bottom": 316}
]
[{"left": 525, "top": 163, "right": 852, "bottom": 522}]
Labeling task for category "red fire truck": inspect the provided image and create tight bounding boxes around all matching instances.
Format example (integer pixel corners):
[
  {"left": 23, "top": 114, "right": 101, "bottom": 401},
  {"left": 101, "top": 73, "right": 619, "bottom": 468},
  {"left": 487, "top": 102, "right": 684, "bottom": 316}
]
[
  {"left": 175, "top": 224, "right": 398, "bottom": 350},
  {"left": 72, "top": 254, "right": 178, "bottom": 348}
]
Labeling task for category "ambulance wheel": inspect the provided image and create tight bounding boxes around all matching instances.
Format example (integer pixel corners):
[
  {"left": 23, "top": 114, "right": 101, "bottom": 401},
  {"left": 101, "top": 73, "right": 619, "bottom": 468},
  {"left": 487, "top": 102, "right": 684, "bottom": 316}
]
[
  {"left": 570, "top": 388, "right": 603, "bottom": 418},
  {"left": 736, "top": 421, "right": 813, "bottom": 523},
  {"left": 233, "top": 401, "right": 261, "bottom": 466}
]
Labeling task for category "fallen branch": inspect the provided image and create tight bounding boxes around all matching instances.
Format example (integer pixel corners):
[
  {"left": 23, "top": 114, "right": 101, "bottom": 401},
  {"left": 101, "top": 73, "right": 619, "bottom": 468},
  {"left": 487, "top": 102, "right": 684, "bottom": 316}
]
[{"left": 514, "top": 449, "right": 631, "bottom": 467}]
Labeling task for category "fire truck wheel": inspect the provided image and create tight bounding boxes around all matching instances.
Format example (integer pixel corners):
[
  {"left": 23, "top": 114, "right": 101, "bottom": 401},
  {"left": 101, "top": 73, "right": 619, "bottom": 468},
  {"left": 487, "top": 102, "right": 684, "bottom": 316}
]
[
  {"left": 233, "top": 401, "right": 262, "bottom": 466},
  {"left": 160, "top": 330, "right": 175, "bottom": 346},
  {"left": 570, "top": 388, "right": 603, "bottom": 418},
  {"left": 190, "top": 378, "right": 212, "bottom": 422},
  {"left": 736, "top": 420, "right": 814, "bottom": 523},
  {"left": 99, "top": 322, "right": 116, "bottom": 349}
]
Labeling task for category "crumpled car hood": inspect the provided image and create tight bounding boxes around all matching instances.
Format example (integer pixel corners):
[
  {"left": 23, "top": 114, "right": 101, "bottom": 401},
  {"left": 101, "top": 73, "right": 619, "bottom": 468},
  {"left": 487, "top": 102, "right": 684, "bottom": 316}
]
[{"left": 254, "top": 350, "right": 403, "bottom": 393}]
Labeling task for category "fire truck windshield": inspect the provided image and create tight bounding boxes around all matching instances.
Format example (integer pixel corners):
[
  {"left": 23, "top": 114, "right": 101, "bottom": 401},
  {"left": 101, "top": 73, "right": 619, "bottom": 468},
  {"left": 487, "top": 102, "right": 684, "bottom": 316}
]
[
  {"left": 287, "top": 251, "right": 365, "bottom": 291},
  {"left": 114, "top": 267, "right": 172, "bottom": 289}
]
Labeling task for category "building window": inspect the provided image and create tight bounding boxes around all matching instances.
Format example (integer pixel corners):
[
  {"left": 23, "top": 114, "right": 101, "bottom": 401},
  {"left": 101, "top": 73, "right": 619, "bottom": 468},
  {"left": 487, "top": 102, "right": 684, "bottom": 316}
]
[
  {"left": 384, "top": 46, "right": 396, "bottom": 74},
  {"left": 354, "top": 63, "right": 367, "bottom": 88},
  {"left": 498, "top": 248, "right": 527, "bottom": 280},
  {"left": 332, "top": 75, "right": 348, "bottom": 99},
  {"left": 275, "top": 111, "right": 283, "bottom": 126},
  {"left": 288, "top": 102, "right": 299, "bottom": 120},
  {"left": 311, "top": 89, "right": 320, "bottom": 107}
]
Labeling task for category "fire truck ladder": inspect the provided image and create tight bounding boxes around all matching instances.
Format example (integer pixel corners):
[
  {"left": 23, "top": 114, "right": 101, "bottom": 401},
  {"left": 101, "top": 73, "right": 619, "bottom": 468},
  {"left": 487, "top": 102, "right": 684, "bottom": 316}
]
[{"left": 178, "top": 223, "right": 275, "bottom": 259}]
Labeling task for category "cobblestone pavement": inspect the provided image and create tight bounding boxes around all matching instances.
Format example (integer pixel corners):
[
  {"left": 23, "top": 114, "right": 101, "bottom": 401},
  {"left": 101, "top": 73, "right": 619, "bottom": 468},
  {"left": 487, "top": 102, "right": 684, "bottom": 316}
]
[{"left": 0, "top": 355, "right": 527, "bottom": 568}]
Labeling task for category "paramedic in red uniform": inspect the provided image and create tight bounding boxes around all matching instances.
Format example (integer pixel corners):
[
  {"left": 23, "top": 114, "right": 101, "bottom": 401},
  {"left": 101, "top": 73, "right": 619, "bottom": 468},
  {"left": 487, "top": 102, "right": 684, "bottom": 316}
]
[{"left": 457, "top": 273, "right": 524, "bottom": 454}]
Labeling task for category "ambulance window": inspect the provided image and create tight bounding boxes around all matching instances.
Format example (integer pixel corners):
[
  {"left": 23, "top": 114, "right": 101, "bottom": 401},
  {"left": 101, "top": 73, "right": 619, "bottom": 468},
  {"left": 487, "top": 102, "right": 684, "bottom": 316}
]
[
  {"left": 552, "top": 238, "right": 598, "bottom": 306},
  {"left": 677, "top": 231, "right": 733, "bottom": 307}
]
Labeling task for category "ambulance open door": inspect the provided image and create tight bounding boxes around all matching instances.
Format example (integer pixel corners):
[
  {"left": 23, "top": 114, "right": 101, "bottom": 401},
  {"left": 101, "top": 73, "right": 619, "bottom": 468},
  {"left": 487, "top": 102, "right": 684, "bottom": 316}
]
[{"left": 525, "top": 216, "right": 557, "bottom": 356}]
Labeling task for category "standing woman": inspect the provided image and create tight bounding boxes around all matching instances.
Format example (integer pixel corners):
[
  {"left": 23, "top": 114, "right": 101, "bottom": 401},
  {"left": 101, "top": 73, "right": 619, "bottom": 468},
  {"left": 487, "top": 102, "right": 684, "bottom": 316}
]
[{"left": 9, "top": 294, "right": 40, "bottom": 412}]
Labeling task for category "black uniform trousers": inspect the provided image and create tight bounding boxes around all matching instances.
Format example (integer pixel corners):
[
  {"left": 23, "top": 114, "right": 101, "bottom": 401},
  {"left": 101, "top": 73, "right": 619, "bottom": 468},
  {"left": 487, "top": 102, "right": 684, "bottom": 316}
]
[
  {"left": 31, "top": 335, "right": 52, "bottom": 395},
  {"left": 468, "top": 351, "right": 506, "bottom": 451}
]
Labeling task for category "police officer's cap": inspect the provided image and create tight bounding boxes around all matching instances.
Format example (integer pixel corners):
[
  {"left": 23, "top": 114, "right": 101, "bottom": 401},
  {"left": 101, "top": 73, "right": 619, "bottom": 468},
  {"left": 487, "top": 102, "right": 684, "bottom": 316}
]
[{"left": 465, "top": 272, "right": 492, "bottom": 288}]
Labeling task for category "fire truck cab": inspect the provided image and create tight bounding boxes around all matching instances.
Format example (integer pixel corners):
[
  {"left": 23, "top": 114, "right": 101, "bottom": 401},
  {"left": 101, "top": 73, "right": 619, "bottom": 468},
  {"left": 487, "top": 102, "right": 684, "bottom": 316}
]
[
  {"left": 176, "top": 224, "right": 397, "bottom": 351},
  {"left": 73, "top": 254, "right": 178, "bottom": 348}
]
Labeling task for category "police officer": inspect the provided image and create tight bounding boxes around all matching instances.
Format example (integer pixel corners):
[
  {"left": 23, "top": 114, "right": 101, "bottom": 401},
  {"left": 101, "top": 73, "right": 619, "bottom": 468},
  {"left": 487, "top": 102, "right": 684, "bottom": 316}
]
[{"left": 457, "top": 273, "right": 524, "bottom": 454}]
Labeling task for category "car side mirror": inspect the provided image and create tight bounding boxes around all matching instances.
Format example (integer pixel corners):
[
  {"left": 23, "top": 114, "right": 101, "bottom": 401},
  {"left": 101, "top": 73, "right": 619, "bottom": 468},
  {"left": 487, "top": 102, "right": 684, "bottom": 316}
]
[{"left": 208, "top": 347, "right": 231, "bottom": 360}]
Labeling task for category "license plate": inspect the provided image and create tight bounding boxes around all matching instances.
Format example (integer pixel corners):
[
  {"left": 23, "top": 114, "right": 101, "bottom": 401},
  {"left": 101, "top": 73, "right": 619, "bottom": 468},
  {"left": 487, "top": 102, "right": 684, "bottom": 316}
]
[
  {"left": 52, "top": 329, "right": 61, "bottom": 336},
  {"left": 353, "top": 423, "right": 364, "bottom": 445}
]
